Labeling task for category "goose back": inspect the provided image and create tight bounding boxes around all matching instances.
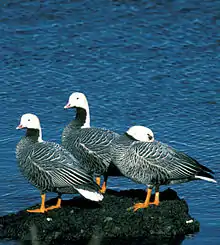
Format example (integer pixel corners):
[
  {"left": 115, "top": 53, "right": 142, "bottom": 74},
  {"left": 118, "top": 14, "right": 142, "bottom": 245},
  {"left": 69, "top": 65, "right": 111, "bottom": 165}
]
[
  {"left": 111, "top": 134, "right": 215, "bottom": 186},
  {"left": 16, "top": 136, "right": 100, "bottom": 193},
  {"left": 62, "top": 123, "right": 119, "bottom": 175}
]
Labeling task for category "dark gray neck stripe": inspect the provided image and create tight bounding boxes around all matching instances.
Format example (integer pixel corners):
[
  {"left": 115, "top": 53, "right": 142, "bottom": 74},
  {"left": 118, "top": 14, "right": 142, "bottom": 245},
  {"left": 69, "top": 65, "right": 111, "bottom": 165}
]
[
  {"left": 26, "top": 129, "right": 40, "bottom": 142},
  {"left": 70, "top": 107, "right": 87, "bottom": 128}
]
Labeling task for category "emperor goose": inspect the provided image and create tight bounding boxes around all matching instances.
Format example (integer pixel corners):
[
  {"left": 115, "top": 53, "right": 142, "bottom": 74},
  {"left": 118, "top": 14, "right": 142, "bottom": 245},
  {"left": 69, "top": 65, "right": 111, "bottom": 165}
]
[
  {"left": 111, "top": 125, "right": 216, "bottom": 211},
  {"left": 62, "top": 92, "right": 120, "bottom": 193},
  {"left": 16, "top": 113, "right": 103, "bottom": 213}
]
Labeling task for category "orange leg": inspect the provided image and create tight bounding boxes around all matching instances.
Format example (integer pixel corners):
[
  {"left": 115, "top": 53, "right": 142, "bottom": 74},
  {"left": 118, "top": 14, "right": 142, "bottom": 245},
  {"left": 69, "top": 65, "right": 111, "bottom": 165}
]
[
  {"left": 96, "top": 177, "right": 101, "bottom": 186},
  {"left": 149, "top": 187, "right": 160, "bottom": 206},
  {"left": 133, "top": 188, "right": 152, "bottom": 212},
  {"left": 45, "top": 198, "right": 62, "bottom": 211},
  {"left": 100, "top": 181, "right": 107, "bottom": 193},
  {"left": 27, "top": 194, "right": 46, "bottom": 213}
]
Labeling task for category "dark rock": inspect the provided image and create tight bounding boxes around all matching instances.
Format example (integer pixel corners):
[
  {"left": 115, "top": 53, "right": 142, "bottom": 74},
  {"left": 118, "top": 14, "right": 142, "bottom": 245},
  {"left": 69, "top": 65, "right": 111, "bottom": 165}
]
[{"left": 0, "top": 188, "right": 199, "bottom": 245}]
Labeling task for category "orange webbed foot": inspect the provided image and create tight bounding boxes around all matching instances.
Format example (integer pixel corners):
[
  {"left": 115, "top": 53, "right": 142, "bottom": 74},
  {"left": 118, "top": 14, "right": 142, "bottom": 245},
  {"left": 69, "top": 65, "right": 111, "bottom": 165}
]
[
  {"left": 27, "top": 194, "right": 46, "bottom": 213},
  {"left": 45, "top": 198, "right": 61, "bottom": 211},
  {"left": 27, "top": 208, "right": 46, "bottom": 213},
  {"left": 45, "top": 205, "right": 61, "bottom": 211},
  {"left": 149, "top": 200, "right": 159, "bottom": 206},
  {"left": 133, "top": 202, "right": 149, "bottom": 212}
]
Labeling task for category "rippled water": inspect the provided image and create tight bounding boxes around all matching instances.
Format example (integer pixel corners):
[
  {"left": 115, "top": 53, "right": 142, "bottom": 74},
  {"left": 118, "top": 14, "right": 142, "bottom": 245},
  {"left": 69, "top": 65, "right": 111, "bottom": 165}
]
[{"left": 0, "top": 0, "right": 220, "bottom": 244}]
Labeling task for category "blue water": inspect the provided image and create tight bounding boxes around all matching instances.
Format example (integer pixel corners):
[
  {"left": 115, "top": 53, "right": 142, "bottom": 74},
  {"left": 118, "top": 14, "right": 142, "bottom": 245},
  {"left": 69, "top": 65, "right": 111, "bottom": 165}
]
[{"left": 0, "top": 0, "right": 220, "bottom": 244}]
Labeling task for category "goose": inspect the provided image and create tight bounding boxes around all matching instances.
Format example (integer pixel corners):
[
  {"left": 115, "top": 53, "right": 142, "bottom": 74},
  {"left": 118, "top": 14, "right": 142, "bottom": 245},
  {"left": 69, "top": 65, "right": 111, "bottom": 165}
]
[
  {"left": 16, "top": 113, "right": 103, "bottom": 213},
  {"left": 111, "top": 125, "right": 216, "bottom": 211},
  {"left": 62, "top": 92, "right": 119, "bottom": 193}
]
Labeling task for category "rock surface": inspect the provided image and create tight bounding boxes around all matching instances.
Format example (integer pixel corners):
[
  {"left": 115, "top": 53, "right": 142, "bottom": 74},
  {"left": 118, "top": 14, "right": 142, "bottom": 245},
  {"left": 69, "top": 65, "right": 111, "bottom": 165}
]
[{"left": 0, "top": 188, "right": 199, "bottom": 245}]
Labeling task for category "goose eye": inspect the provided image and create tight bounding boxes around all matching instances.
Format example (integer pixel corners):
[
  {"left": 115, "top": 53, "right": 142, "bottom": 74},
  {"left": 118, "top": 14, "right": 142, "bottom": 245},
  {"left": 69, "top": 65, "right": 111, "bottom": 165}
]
[
  {"left": 76, "top": 97, "right": 79, "bottom": 100},
  {"left": 28, "top": 119, "right": 30, "bottom": 121},
  {"left": 148, "top": 134, "right": 152, "bottom": 140}
]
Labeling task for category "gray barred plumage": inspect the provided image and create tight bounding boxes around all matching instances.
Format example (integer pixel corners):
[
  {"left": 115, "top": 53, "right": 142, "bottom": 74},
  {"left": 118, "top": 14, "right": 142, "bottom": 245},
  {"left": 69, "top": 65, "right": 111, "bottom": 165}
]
[
  {"left": 16, "top": 113, "right": 103, "bottom": 206},
  {"left": 62, "top": 92, "right": 120, "bottom": 192},
  {"left": 111, "top": 126, "right": 216, "bottom": 187},
  {"left": 62, "top": 124, "right": 119, "bottom": 175},
  {"left": 17, "top": 139, "right": 100, "bottom": 193}
]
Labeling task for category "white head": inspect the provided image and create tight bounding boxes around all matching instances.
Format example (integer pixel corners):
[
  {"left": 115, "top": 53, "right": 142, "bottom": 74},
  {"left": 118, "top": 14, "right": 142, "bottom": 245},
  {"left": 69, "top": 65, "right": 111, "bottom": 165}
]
[
  {"left": 16, "top": 113, "right": 43, "bottom": 142},
  {"left": 126, "top": 125, "right": 154, "bottom": 142},
  {"left": 64, "top": 92, "right": 90, "bottom": 128},
  {"left": 64, "top": 92, "right": 89, "bottom": 110}
]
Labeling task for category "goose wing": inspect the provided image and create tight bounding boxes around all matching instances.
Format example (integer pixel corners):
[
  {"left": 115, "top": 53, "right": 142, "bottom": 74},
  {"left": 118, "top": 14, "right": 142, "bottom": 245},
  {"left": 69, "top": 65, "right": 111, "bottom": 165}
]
[
  {"left": 127, "top": 140, "right": 213, "bottom": 182},
  {"left": 77, "top": 128, "right": 118, "bottom": 166},
  {"left": 27, "top": 141, "right": 96, "bottom": 189}
]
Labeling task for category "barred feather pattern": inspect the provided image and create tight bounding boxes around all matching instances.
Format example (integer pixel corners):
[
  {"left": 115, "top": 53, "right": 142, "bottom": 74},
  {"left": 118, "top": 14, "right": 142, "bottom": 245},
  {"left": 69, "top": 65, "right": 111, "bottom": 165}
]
[
  {"left": 111, "top": 135, "right": 215, "bottom": 186},
  {"left": 62, "top": 123, "right": 119, "bottom": 175},
  {"left": 16, "top": 136, "right": 100, "bottom": 194}
]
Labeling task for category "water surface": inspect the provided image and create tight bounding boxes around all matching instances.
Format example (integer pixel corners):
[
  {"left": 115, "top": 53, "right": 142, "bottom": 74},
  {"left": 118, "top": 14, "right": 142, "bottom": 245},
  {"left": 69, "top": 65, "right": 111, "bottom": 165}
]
[{"left": 0, "top": 0, "right": 219, "bottom": 244}]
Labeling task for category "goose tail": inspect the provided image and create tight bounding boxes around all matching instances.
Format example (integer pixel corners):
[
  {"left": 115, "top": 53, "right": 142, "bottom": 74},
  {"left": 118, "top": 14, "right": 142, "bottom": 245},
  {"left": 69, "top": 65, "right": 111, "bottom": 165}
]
[
  {"left": 76, "top": 188, "right": 104, "bottom": 201},
  {"left": 195, "top": 170, "right": 217, "bottom": 183}
]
